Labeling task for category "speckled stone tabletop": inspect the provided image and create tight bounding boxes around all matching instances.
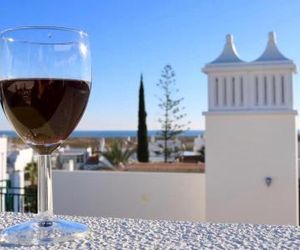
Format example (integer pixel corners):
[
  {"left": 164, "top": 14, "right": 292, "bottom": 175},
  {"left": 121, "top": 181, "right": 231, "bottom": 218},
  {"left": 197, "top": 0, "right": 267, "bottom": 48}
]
[{"left": 0, "top": 212, "right": 299, "bottom": 249}]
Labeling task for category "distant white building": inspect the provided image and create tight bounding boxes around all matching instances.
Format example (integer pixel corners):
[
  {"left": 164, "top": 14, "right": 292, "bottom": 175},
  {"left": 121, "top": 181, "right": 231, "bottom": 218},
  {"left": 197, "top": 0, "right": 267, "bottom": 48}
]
[
  {"left": 0, "top": 137, "right": 8, "bottom": 181},
  {"left": 193, "top": 134, "right": 205, "bottom": 153},
  {"left": 0, "top": 137, "right": 8, "bottom": 212},
  {"left": 7, "top": 147, "right": 34, "bottom": 188},
  {"left": 13, "top": 148, "right": 34, "bottom": 172},
  {"left": 2, "top": 146, "right": 33, "bottom": 212},
  {"left": 148, "top": 137, "right": 182, "bottom": 162},
  {"left": 99, "top": 138, "right": 106, "bottom": 152},
  {"left": 203, "top": 32, "right": 298, "bottom": 225},
  {"left": 57, "top": 146, "right": 90, "bottom": 170}
]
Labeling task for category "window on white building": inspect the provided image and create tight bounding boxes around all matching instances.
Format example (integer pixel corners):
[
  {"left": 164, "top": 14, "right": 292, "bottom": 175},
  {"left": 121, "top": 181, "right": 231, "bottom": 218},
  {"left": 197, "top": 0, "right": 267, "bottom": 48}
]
[
  {"left": 272, "top": 76, "right": 276, "bottom": 105},
  {"left": 240, "top": 77, "right": 244, "bottom": 106},
  {"left": 255, "top": 77, "right": 259, "bottom": 105},
  {"left": 263, "top": 76, "right": 267, "bottom": 105},
  {"left": 281, "top": 75, "right": 285, "bottom": 104},
  {"left": 77, "top": 155, "right": 84, "bottom": 163},
  {"left": 215, "top": 78, "right": 219, "bottom": 106},
  {"left": 232, "top": 77, "right": 235, "bottom": 106},
  {"left": 223, "top": 78, "right": 227, "bottom": 106}
]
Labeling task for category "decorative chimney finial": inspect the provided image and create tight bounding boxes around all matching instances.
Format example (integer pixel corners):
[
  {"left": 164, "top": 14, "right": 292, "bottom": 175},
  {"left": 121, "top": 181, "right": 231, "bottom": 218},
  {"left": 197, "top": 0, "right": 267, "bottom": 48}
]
[
  {"left": 207, "top": 34, "right": 243, "bottom": 64},
  {"left": 254, "top": 31, "right": 290, "bottom": 62},
  {"left": 226, "top": 34, "right": 233, "bottom": 44},
  {"left": 268, "top": 32, "right": 276, "bottom": 44}
]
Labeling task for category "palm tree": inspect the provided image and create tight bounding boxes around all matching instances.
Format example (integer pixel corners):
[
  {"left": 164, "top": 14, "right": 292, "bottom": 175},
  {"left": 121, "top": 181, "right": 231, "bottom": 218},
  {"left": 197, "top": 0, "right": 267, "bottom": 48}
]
[
  {"left": 101, "top": 140, "right": 135, "bottom": 169},
  {"left": 25, "top": 162, "right": 38, "bottom": 186},
  {"left": 24, "top": 162, "right": 38, "bottom": 213}
]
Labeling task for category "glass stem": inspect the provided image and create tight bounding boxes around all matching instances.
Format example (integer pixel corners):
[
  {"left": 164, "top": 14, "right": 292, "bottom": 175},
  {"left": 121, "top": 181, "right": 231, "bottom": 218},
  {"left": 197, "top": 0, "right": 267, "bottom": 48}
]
[{"left": 37, "top": 154, "right": 53, "bottom": 220}]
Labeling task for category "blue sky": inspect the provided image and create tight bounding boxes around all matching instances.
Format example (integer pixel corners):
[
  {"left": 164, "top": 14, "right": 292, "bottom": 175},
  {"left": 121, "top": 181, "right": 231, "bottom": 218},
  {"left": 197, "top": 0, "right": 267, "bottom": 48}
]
[{"left": 0, "top": 0, "right": 300, "bottom": 130}]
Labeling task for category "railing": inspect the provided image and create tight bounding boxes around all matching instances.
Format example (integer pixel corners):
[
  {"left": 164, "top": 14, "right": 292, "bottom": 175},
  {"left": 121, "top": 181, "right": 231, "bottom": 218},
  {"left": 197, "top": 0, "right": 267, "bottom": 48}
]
[{"left": 0, "top": 180, "right": 37, "bottom": 213}]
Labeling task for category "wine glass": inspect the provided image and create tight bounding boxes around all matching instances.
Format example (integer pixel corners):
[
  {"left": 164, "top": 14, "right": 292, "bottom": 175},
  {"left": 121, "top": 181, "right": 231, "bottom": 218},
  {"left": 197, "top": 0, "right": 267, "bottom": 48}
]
[{"left": 0, "top": 26, "right": 91, "bottom": 245}]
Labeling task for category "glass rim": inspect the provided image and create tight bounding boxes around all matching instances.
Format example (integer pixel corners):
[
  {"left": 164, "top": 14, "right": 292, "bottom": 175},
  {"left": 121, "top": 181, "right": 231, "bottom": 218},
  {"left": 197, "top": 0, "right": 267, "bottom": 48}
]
[{"left": 0, "top": 26, "right": 88, "bottom": 45}]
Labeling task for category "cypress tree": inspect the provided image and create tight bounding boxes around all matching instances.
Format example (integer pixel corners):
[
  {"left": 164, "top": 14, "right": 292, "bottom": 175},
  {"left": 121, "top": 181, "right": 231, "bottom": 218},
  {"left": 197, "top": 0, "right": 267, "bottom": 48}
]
[{"left": 137, "top": 74, "right": 149, "bottom": 162}]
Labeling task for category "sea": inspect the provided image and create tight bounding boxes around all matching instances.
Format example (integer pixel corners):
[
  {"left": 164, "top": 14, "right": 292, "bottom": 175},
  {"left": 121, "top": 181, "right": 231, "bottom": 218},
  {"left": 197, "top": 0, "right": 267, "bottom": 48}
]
[{"left": 0, "top": 130, "right": 204, "bottom": 138}]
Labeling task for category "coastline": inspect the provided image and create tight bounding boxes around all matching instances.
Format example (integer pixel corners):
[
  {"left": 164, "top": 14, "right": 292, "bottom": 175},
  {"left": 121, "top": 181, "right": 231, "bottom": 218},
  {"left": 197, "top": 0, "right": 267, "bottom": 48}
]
[{"left": 0, "top": 130, "right": 204, "bottom": 138}]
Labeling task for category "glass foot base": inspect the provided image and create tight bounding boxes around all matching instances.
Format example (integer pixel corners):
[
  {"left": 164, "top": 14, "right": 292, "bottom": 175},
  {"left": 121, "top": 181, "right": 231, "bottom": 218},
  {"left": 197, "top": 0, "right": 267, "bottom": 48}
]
[{"left": 1, "top": 218, "right": 88, "bottom": 246}]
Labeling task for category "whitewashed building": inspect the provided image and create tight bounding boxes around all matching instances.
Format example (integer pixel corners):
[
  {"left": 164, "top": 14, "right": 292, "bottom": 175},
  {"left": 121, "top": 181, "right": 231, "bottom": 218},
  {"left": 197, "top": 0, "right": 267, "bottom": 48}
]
[
  {"left": 148, "top": 137, "right": 182, "bottom": 162},
  {"left": 0, "top": 137, "right": 8, "bottom": 182},
  {"left": 57, "top": 147, "right": 90, "bottom": 170},
  {"left": 13, "top": 148, "right": 34, "bottom": 172},
  {"left": 203, "top": 32, "right": 298, "bottom": 225},
  {"left": 193, "top": 134, "right": 205, "bottom": 153},
  {"left": 0, "top": 137, "right": 8, "bottom": 212},
  {"left": 7, "top": 147, "right": 33, "bottom": 190}
]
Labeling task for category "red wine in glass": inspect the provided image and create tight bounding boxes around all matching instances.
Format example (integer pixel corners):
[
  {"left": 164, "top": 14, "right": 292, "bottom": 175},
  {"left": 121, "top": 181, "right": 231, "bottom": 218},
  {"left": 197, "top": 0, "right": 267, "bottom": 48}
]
[{"left": 1, "top": 78, "right": 90, "bottom": 154}]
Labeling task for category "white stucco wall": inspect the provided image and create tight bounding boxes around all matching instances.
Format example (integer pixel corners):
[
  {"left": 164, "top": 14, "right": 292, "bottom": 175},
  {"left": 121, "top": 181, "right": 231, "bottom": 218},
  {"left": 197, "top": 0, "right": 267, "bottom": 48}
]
[
  {"left": 0, "top": 137, "right": 7, "bottom": 212},
  {"left": 53, "top": 170, "right": 205, "bottom": 221},
  {"left": 205, "top": 112, "right": 298, "bottom": 225},
  {"left": 0, "top": 137, "right": 7, "bottom": 182}
]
